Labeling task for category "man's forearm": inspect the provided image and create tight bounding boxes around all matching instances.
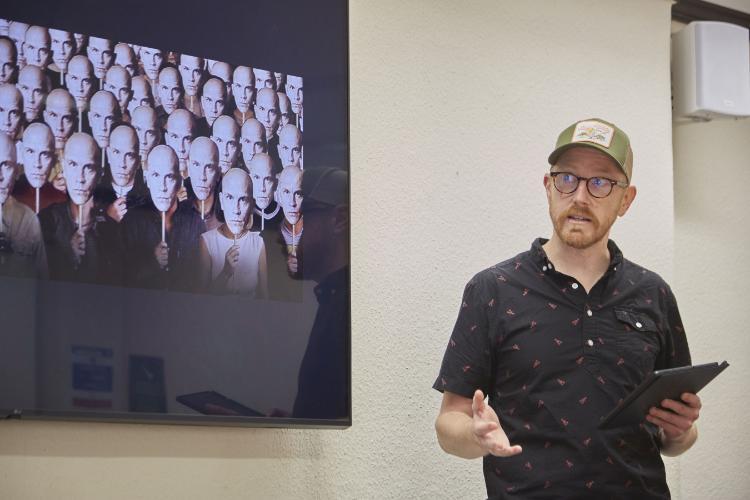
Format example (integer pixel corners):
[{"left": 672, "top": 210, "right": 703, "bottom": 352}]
[
  {"left": 659, "top": 424, "right": 698, "bottom": 457},
  {"left": 435, "top": 411, "right": 485, "bottom": 459}
]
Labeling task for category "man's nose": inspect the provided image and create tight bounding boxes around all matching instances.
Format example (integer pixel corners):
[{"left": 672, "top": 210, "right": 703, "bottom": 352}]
[{"left": 571, "top": 179, "right": 592, "bottom": 204}]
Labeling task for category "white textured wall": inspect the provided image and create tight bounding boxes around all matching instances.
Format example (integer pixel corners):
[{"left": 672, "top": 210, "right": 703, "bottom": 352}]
[
  {"left": 672, "top": 118, "right": 750, "bottom": 500},
  {"left": 0, "top": 1, "right": 684, "bottom": 498}
]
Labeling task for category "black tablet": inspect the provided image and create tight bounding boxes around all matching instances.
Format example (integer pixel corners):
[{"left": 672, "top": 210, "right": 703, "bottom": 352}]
[{"left": 599, "top": 361, "right": 729, "bottom": 429}]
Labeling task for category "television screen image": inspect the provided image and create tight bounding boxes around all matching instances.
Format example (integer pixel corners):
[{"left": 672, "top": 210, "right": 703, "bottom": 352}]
[{"left": 0, "top": 0, "right": 350, "bottom": 427}]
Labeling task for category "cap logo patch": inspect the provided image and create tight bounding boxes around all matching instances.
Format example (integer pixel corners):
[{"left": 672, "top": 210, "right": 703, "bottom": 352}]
[{"left": 572, "top": 120, "right": 614, "bottom": 149}]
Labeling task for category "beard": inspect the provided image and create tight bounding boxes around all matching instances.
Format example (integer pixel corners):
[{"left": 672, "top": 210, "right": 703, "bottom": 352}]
[{"left": 551, "top": 203, "right": 616, "bottom": 250}]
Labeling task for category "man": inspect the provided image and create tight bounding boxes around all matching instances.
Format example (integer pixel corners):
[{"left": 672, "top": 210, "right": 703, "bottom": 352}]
[
  {"left": 293, "top": 167, "right": 349, "bottom": 418},
  {"left": 49, "top": 28, "right": 76, "bottom": 87},
  {"left": 138, "top": 46, "right": 163, "bottom": 105},
  {"left": 127, "top": 75, "right": 155, "bottom": 117},
  {"left": 199, "top": 77, "right": 226, "bottom": 131},
  {"left": 87, "top": 90, "right": 121, "bottom": 153},
  {"left": 178, "top": 54, "right": 204, "bottom": 117},
  {"left": 23, "top": 26, "right": 52, "bottom": 73},
  {"left": 155, "top": 65, "right": 184, "bottom": 126},
  {"left": 86, "top": 36, "right": 114, "bottom": 84},
  {"left": 276, "top": 164, "right": 303, "bottom": 278},
  {"left": 73, "top": 33, "right": 87, "bottom": 56},
  {"left": 39, "top": 132, "right": 121, "bottom": 284},
  {"left": 42, "top": 88, "right": 78, "bottom": 193},
  {"left": 285, "top": 74, "right": 303, "bottom": 130},
  {"left": 131, "top": 105, "right": 160, "bottom": 171},
  {"left": 95, "top": 124, "right": 147, "bottom": 223},
  {"left": 0, "top": 83, "right": 23, "bottom": 142},
  {"left": 277, "top": 124, "right": 302, "bottom": 168},
  {"left": 164, "top": 108, "right": 195, "bottom": 177},
  {"left": 0, "top": 36, "right": 18, "bottom": 85},
  {"left": 253, "top": 67, "right": 276, "bottom": 92},
  {"left": 232, "top": 65, "right": 254, "bottom": 125},
  {"left": 103, "top": 65, "right": 132, "bottom": 120},
  {"left": 65, "top": 55, "right": 95, "bottom": 127},
  {"left": 17, "top": 64, "right": 49, "bottom": 123},
  {"left": 113, "top": 43, "right": 138, "bottom": 78},
  {"left": 433, "top": 119, "right": 698, "bottom": 499},
  {"left": 184, "top": 136, "right": 220, "bottom": 230},
  {"left": 198, "top": 167, "right": 267, "bottom": 296},
  {"left": 278, "top": 92, "right": 294, "bottom": 131},
  {"left": 247, "top": 152, "right": 281, "bottom": 232},
  {"left": 209, "top": 61, "right": 233, "bottom": 113},
  {"left": 240, "top": 118, "right": 266, "bottom": 167},
  {"left": 122, "top": 144, "right": 204, "bottom": 290},
  {"left": 274, "top": 71, "right": 285, "bottom": 94},
  {"left": 254, "top": 87, "right": 281, "bottom": 170},
  {"left": 0, "top": 133, "right": 47, "bottom": 278},
  {"left": 8, "top": 21, "right": 28, "bottom": 70},
  {"left": 0, "top": 19, "right": 8, "bottom": 37},
  {"left": 210, "top": 115, "right": 239, "bottom": 174},
  {"left": 13, "top": 122, "right": 66, "bottom": 213}
]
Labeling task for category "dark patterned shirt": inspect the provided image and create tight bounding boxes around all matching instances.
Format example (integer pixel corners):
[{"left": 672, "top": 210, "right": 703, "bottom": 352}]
[{"left": 434, "top": 238, "right": 691, "bottom": 499}]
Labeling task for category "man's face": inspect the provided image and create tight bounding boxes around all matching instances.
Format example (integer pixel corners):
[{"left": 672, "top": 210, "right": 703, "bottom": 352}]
[
  {"left": 22, "top": 125, "right": 55, "bottom": 188},
  {"left": 220, "top": 174, "right": 252, "bottom": 235},
  {"left": 87, "top": 36, "right": 114, "bottom": 79},
  {"left": 49, "top": 29, "right": 75, "bottom": 72},
  {"left": 179, "top": 54, "right": 203, "bottom": 97},
  {"left": 88, "top": 92, "right": 118, "bottom": 148},
  {"left": 166, "top": 112, "right": 194, "bottom": 162},
  {"left": 241, "top": 120, "right": 266, "bottom": 165},
  {"left": 200, "top": 79, "right": 225, "bottom": 126},
  {"left": 17, "top": 66, "right": 47, "bottom": 121},
  {"left": 107, "top": 128, "right": 139, "bottom": 187},
  {"left": 0, "top": 40, "right": 17, "bottom": 85},
  {"left": 128, "top": 76, "right": 153, "bottom": 113},
  {"left": 188, "top": 140, "right": 219, "bottom": 201},
  {"left": 277, "top": 168, "right": 303, "bottom": 225},
  {"left": 278, "top": 92, "right": 293, "bottom": 128},
  {"left": 253, "top": 68, "right": 275, "bottom": 91},
  {"left": 114, "top": 43, "right": 138, "bottom": 77},
  {"left": 66, "top": 56, "right": 94, "bottom": 108},
  {"left": 232, "top": 66, "right": 254, "bottom": 113},
  {"left": 0, "top": 141, "right": 16, "bottom": 204},
  {"left": 210, "top": 62, "right": 232, "bottom": 97},
  {"left": 211, "top": 117, "right": 238, "bottom": 174},
  {"left": 63, "top": 138, "right": 98, "bottom": 205},
  {"left": 254, "top": 88, "right": 280, "bottom": 138},
  {"left": 0, "top": 85, "right": 22, "bottom": 137},
  {"left": 44, "top": 91, "right": 76, "bottom": 149},
  {"left": 139, "top": 46, "right": 163, "bottom": 80},
  {"left": 0, "top": 19, "right": 9, "bottom": 37},
  {"left": 158, "top": 68, "right": 182, "bottom": 113},
  {"left": 104, "top": 66, "right": 132, "bottom": 114},
  {"left": 545, "top": 147, "right": 635, "bottom": 250},
  {"left": 248, "top": 158, "right": 275, "bottom": 210},
  {"left": 286, "top": 75, "right": 303, "bottom": 114},
  {"left": 277, "top": 126, "right": 302, "bottom": 167},
  {"left": 24, "top": 26, "right": 51, "bottom": 69},
  {"left": 74, "top": 34, "right": 87, "bottom": 54},
  {"left": 9, "top": 22, "right": 28, "bottom": 67},
  {"left": 274, "top": 72, "right": 285, "bottom": 91},
  {"left": 132, "top": 107, "right": 159, "bottom": 160},
  {"left": 146, "top": 149, "right": 180, "bottom": 211}
]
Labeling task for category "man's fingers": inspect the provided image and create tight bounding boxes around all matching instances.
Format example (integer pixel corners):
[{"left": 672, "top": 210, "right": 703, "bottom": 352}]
[
  {"left": 680, "top": 393, "right": 702, "bottom": 409},
  {"left": 474, "top": 421, "right": 498, "bottom": 436},
  {"left": 648, "top": 407, "right": 692, "bottom": 430},
  {"left": 472, "top": 390, "right": 484, "bottom": 415},
  {"left": 489, "top": 444, "right": 523, "bottom": 457},
  {"left": 659, "top": 399, "right": 700, "bottom": 421}
]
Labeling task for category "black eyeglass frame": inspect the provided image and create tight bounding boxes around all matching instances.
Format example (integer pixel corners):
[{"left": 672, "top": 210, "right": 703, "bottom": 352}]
[{"left": 548, "top": 171, "right": 629, "bottom": 199}]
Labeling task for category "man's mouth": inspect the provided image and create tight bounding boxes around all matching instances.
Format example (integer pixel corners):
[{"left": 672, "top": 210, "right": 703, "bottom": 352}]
[{"left": 567, "top": 214, "right": 592, "bottom": 223}]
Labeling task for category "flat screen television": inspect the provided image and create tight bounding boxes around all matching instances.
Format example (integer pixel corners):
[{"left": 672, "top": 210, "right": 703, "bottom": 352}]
[{"left": 0, "top": 0, "right": 350, "bottom": 428}]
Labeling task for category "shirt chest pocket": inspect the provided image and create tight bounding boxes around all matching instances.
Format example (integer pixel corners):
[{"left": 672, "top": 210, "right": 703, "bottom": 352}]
[{"left": 613, "top": 308, "right": 661, "bottom": 372}]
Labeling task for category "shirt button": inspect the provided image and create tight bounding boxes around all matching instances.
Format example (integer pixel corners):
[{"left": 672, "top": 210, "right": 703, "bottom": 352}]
[
  {"left": 571, "top": 283, "right": 579, "bottom": 290},
  {"left": 635, "top": 321, "right": 642, "bottom": 329},
  {"left": 587, "top": 339, "right": 594, "bottom": 347},
  {"left": 542, "top": 265, "right": 547, "bottom": 272},
  {"left": 586, "top": 309, "right": 593, "bottom": 317}
]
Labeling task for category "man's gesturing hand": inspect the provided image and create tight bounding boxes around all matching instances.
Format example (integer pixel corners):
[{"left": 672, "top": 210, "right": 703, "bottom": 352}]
[{"left": 472, "top": 389, "right": 522, "bottom": 457}]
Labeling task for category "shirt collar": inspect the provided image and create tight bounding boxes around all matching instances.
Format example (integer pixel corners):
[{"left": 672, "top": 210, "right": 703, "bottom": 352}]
[{"left": 530, "top": 237, "right": 624, "bottom": 274}]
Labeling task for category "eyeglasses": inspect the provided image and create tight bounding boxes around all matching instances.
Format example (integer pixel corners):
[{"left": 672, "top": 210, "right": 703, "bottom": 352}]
[{"left": 549, "top": 171, "right": 628, "bottom": 199}]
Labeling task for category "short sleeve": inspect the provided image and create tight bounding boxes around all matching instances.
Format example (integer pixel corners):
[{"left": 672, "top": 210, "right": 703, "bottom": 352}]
[
  {"left": 433, "top": 273, "right": 495, "bottom": 399},
  {"left": 656, "top": 284, "right": 692, "bottom": 370}
]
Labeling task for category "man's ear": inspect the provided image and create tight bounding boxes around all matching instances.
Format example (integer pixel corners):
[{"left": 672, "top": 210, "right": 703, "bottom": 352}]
[
  {"left": 543, "top": 173, "right": 553, "bottom": 202},
  {"left": 618, "top": 185, "right": 637, "bottom": 217},
  {"left": 332, "top": 204, "right": 349, "bottom": 235}
]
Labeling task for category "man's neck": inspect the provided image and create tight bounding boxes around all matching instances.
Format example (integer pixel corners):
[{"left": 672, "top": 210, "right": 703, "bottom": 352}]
[{"left": 542, "top": 234, "right": 611, "bottom": 293}]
